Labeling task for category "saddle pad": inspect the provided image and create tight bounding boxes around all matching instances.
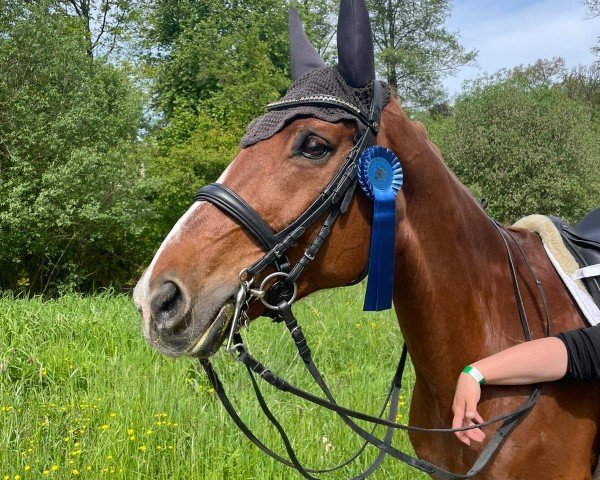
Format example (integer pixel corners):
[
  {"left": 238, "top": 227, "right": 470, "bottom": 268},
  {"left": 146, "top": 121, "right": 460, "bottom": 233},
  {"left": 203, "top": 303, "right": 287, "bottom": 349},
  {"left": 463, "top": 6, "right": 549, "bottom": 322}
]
[{"left": 513, "top": 215, "right": 600, "bottom": 326}]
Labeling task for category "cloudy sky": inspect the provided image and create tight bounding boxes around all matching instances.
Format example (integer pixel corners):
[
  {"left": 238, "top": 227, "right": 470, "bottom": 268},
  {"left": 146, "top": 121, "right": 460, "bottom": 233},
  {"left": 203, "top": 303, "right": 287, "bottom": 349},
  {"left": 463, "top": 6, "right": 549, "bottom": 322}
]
[{"left": 442, "top": 0, "right": 599, "bottom": 97}]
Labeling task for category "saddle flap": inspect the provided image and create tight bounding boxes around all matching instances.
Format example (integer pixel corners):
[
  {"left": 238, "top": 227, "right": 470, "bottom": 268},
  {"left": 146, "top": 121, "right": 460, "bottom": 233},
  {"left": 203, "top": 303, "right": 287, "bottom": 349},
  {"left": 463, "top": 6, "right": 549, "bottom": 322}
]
[{"left": 570, "top": 206, "right": 600, "bottom": 245}]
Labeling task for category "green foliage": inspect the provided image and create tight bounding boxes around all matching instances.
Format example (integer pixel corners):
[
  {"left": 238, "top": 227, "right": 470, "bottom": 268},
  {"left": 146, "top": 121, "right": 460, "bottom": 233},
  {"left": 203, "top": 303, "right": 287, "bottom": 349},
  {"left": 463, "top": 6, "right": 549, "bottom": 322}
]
[
  {"left": 0, "top": 4, "right": 151, "bottom": 294},
  {"left": 52, "top": 0, "right": 142, "bottom": 59},
  {"left": 428, "top": 72, "right": 600, "bottom": 223},
  {"left": 140, "top": 1, "right": 299, "bottom": 236},
  {"left": 146, "top": 0, "right": 332, "bottom": 120},
  {"left": 367, "top": 0, "right": 477, "bottom": 107},
  {"left": 144, "top": 109, "right": 240, "bottom": 233}
]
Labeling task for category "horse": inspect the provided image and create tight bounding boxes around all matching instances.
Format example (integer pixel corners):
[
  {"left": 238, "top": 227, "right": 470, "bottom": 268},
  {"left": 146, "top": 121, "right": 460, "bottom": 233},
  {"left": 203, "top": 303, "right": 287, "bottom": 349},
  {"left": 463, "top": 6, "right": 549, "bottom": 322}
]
[{"left": 133, "top": 1, "right": 600, "bottom": 478}]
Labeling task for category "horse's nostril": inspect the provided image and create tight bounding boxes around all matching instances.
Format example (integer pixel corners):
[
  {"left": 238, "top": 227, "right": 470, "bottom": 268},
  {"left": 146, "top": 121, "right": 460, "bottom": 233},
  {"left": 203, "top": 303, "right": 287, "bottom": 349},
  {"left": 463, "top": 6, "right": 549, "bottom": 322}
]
[{"left": 149, "top": 281, "right": 188, "bottom": 333}]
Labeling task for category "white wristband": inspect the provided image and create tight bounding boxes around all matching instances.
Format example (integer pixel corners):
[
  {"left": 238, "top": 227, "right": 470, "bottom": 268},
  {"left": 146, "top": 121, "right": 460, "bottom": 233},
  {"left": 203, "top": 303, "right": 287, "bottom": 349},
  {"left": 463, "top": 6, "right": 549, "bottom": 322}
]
[{"left": 462, "top": 365, "right": 486, "bottom": 385}]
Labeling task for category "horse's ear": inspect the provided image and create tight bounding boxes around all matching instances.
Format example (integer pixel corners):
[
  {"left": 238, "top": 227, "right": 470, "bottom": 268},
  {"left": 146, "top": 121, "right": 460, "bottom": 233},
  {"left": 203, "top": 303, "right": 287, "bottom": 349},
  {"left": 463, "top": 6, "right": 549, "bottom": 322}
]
[
  {"left": 337, "top": 0, "right": 375, "bottom": 88},
  {"left": 289, "top": 8, "right": 326, "bottom": 81}
]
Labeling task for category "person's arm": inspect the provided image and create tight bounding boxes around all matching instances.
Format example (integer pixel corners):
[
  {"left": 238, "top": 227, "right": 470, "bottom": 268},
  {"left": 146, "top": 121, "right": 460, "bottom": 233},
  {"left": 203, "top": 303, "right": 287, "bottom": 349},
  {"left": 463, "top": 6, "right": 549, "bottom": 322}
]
[
  {"left": 452, "top": 337, "right": 568, "bottom": 445},
  {"left": 452, "top": 325, "right": 600, "bottom": 445}
]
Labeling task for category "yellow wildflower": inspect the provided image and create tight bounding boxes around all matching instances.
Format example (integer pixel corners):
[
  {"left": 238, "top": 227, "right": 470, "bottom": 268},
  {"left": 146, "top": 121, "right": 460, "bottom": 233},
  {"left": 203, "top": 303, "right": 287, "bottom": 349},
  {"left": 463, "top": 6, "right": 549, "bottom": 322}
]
[
  {"left": 24, "top": 466, "right": 31, "bottom": 472},
  {"left": 72, "top": 469, "right": 79, "bottom": 475},
  {"left": 14, "top": 475, "right": 21, "bottom": 480},
  {"left": 139, "top": 445, "right": 147, "bottom": 452},
  {"left": 127, "top": 429, "right": 134, "bottom": 435},
  {"left": 43, "top": 471, "right": 50, "bottom": 476},
  {"left": 99, "top": 424, "right": 109, "bottom": 430},
  {"left": 109, "top": 412, "right": 116, "bottom": 418},
  {"left": 51, "top": 466, "right": 59, "bottom": 471},
  {"left": 145, "top": 429, "right": 153, "bottom": 436},
  {"left": 86, "top": 466, "right": 92, "bottom": 472},
  {"left": 107, "top": 455, "right": 113, "bottom": 460},
  {"left": 129, "top": 436, "right": 135, "bottom": 441}
]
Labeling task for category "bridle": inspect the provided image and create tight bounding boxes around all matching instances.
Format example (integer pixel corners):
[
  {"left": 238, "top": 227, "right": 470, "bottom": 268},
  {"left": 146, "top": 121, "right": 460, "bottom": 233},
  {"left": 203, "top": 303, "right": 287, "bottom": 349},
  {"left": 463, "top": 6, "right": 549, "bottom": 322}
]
[{"left": 193, "top": 81, "right": 548, "bottom": 479}]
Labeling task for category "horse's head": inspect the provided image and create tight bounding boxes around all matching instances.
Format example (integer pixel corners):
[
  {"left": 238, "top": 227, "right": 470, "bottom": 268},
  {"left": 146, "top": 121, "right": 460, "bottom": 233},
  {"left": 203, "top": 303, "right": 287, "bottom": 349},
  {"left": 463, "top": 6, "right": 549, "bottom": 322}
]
[{"left": 134, "top": 0, "right": 400, "bottom": 358}]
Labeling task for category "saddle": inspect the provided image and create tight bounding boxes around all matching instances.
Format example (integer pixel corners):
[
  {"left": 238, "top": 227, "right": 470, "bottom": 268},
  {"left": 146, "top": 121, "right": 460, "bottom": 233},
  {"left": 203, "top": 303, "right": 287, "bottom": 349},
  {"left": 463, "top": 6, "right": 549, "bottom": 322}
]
[{"left": 550, "top": 206, "right": 600, "bottom": 306}]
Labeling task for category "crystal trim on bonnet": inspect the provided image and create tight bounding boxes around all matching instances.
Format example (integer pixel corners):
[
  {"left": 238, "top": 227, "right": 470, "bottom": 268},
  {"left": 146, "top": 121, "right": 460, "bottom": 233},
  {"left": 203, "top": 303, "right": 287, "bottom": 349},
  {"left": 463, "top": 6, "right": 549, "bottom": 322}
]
[
  {"left": 267, "top": 95, "right": 377, "bottom": 131},
  {"left": 268, "top": 95, "right": 363, "bottom": 115}
]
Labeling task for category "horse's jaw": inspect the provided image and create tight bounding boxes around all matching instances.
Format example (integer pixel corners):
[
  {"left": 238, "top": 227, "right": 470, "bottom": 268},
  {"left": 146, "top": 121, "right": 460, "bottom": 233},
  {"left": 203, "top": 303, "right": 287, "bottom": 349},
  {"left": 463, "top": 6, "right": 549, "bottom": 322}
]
[{"left": 186, "top": 302, "right": 235, "bottom": 358}]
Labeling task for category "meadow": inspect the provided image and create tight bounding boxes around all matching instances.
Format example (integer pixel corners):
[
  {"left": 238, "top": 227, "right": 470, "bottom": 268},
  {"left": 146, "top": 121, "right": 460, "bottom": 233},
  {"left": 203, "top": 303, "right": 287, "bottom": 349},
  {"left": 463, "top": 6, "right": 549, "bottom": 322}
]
[{"left": 0, "top": 286, "right": 428, "bottom": 479}]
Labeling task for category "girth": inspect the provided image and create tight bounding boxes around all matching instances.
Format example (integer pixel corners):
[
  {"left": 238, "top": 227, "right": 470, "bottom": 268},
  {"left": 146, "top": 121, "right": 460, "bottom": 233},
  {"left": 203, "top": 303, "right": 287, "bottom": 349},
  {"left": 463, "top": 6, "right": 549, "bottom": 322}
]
[{"left": 192, "top": 81, "right": 547, "bottom": 479}]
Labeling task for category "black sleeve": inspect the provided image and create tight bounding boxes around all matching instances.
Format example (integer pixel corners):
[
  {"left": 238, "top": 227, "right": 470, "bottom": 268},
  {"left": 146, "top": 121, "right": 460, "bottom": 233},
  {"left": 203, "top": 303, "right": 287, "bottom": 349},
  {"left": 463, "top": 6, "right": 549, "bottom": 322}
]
[{"left": 555, "top": 325, "right": 600, "bottom": 381}]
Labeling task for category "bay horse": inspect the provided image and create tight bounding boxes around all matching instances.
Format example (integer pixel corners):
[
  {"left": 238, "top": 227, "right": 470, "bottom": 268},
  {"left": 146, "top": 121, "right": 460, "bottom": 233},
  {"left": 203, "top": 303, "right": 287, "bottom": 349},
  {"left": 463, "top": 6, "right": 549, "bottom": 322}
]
[{"left": 134, "top": 1, "right": 600, "bottom": 478}]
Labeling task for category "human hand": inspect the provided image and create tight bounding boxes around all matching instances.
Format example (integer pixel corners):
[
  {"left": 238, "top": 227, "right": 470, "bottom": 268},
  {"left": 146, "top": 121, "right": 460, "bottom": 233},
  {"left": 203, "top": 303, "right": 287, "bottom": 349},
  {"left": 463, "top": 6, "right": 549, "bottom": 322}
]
[{"left": 452, "top": 372, "right": 486, "bottom": 445}]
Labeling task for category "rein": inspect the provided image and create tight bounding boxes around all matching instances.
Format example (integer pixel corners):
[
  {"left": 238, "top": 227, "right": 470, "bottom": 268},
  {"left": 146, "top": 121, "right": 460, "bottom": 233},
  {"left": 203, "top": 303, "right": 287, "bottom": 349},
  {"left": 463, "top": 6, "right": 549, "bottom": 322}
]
[{"left": 193, "top": 82, "right": 550, "bottom": 479}]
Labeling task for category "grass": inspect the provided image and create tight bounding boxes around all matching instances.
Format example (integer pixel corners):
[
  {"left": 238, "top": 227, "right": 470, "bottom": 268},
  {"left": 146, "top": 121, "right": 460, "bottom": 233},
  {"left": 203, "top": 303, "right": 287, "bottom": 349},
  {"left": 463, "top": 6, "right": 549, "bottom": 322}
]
[{"left": 0, "top": 286, "right": 427, "bottom": 479}]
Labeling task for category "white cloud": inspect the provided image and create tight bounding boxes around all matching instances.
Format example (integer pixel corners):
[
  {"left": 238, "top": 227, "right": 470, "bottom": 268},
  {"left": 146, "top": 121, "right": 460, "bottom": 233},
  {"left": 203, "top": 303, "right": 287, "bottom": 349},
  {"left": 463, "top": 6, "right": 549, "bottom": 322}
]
[{"left": 442, "top": 0, "right": 599, "bottom": 97}]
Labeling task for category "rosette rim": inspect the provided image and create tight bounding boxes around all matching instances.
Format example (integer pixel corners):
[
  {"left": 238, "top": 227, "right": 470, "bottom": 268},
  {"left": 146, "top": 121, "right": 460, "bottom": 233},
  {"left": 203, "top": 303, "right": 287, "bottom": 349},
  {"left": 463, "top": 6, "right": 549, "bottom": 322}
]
[{"left": 357, "top": 146, "right": 403, "bottom": 200}]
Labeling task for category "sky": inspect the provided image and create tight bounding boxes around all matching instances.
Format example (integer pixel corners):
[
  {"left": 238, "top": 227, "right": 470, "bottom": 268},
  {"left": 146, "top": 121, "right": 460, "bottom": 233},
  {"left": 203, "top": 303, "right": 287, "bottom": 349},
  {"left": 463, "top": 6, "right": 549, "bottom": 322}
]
[{"left": 442, "top": 0, "right": 599, "bottom": 97}]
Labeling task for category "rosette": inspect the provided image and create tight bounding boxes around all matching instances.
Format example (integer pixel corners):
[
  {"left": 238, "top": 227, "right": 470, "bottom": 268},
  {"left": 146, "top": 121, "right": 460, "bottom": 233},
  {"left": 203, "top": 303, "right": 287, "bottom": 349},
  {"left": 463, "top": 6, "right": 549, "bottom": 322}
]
[{"left": 357, "top": 146, "right": 403, "bottom": 311}]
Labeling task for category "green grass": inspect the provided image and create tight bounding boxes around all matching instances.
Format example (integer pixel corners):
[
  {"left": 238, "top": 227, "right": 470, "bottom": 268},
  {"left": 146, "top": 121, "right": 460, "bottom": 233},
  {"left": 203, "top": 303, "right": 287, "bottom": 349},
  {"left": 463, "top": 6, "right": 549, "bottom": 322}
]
[{"left": 0, "top": 286, "right": 427, "bottom": 479}]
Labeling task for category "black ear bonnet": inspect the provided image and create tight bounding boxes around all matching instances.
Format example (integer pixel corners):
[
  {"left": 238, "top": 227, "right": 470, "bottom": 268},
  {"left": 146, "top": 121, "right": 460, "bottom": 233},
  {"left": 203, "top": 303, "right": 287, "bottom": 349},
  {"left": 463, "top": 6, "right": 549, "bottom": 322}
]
[{"left": 241, "top": 1, "right": 392, "bottom": 148}]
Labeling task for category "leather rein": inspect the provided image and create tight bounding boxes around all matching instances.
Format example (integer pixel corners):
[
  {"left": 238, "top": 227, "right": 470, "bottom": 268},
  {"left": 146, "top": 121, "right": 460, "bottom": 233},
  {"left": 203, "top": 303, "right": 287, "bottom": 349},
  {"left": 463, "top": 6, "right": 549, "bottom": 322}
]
[{"left": 193, "top": 81, "right": 549, "bottom": 479}]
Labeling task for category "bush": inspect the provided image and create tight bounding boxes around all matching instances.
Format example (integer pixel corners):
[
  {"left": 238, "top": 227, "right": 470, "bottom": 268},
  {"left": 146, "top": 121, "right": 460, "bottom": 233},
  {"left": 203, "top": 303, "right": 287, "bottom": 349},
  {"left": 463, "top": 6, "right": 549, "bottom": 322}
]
[
  {"left": 0, "top": 6, "right": 152, "bottom": 294},
  {"left": 430, "top": 78, "right": 600, "bottom": 223}
]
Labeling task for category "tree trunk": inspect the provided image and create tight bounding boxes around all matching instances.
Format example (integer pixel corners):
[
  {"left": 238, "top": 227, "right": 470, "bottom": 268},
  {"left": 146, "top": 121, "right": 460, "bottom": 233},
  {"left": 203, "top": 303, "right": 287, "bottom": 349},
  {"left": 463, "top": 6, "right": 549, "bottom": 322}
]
[{"left": 386, "top": 0, "right": 397, "bottom": 90}]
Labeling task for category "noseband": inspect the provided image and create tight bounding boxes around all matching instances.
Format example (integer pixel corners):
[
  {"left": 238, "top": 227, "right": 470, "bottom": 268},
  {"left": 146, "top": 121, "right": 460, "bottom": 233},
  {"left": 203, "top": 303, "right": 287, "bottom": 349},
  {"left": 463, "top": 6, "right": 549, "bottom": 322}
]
[{"left": 193, "top": 82, "right": 545, "bottom": 479}]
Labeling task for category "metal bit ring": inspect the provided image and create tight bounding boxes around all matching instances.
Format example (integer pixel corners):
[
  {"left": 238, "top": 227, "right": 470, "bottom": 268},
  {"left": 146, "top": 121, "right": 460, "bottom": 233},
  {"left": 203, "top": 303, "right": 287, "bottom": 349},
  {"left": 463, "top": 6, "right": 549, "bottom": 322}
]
[{"left": 259, "top": 272, "right": 298, "bottom": 310}]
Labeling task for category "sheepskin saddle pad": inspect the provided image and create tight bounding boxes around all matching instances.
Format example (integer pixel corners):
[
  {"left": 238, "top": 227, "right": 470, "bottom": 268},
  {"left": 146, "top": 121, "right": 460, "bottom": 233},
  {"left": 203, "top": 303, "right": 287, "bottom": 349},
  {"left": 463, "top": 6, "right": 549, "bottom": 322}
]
[{"left": 513, "top": 206, "right": 600, "bottom": 326}]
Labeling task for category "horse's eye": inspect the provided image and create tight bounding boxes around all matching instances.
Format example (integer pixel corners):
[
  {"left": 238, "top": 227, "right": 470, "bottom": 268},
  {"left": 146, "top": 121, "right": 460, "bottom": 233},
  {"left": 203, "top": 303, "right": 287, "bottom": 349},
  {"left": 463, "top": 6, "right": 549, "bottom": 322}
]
[{"left": 300, "top": 135, "right": 330, "bottom": 160}]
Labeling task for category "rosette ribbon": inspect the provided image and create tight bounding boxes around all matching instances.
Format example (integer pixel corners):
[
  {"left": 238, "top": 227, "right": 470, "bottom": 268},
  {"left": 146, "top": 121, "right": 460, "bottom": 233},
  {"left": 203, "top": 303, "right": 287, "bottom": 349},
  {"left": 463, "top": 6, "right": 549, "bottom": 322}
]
[{"left": 357, "top": 146, "right": 403, "bottom": 311}]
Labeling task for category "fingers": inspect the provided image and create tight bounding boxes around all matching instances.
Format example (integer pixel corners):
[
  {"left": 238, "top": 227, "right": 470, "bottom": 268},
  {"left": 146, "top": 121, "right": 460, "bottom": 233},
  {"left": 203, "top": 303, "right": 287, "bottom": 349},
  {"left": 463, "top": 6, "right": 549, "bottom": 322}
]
[
  {"left": 453, "top": 404, "right": 487, "bottom": 445},
  {"left": 465, "top": 397, "right": 480, "bottom": 422},
  {"left": 464, "top": 399, "right": 486, "bottom": 441},
  {"left": 452, "top": 401, "right": 471, "bottom": 445}
]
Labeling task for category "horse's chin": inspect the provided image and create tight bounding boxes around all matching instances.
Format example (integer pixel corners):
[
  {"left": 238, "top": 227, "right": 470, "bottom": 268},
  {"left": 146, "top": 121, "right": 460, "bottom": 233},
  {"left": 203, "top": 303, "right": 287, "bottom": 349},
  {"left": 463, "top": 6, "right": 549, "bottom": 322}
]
[
  {"left": 186, "top": 302, "right": 235, "bottom": 358},
  {"left": 144, "top": 301, "right": 235, "bottom": 359}
]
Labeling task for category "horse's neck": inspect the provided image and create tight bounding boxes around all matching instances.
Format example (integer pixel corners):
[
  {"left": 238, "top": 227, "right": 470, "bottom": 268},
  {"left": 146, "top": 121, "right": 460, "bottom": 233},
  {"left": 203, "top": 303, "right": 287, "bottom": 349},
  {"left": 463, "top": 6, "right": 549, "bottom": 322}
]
[{"left": 382, "top": 103, "right": 509, "bottom": 397}]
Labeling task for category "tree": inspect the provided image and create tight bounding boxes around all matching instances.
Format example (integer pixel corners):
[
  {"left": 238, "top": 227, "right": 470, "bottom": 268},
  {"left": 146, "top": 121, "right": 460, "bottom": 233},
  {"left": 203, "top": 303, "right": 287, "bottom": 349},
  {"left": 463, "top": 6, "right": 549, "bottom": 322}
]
[
  {"left": 562, "top": 63, "right": 600, "bottom": 122},
  {"left": 367, "top": 0, "right": 476, "bottom": 107},
  {"left": 429, "top": 74, "right": 600, "bottom": 223},
  {"left": 585, "top": 0, "right": 600, "bottom": 58},
  {"left": 145, "top": 0, "right": 334, "bottom": 121},
  {"left": 0, "top": 3, "right": 151, "bottom": 294},
  {"left": 52, "top": 0, "right": 140, "bottom": 58},
  {"left": 141, "top": 1, "right": 330, "bottom": 235}
]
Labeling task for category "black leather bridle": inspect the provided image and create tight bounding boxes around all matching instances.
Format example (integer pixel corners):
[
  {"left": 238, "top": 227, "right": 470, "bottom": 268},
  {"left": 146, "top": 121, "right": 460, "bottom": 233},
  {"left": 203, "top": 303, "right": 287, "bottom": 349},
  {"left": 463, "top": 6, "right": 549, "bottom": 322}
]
[{"left": 193, "top": 81, "right": 548, "bottom": 479}]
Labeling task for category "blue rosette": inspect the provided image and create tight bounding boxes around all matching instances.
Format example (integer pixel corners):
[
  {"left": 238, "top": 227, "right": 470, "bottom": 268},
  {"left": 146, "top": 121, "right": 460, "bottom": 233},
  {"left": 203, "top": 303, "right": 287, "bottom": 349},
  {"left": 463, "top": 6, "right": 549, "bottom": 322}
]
[{"left": 357, "top": 146, "right": 403, "bottom": 311}]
